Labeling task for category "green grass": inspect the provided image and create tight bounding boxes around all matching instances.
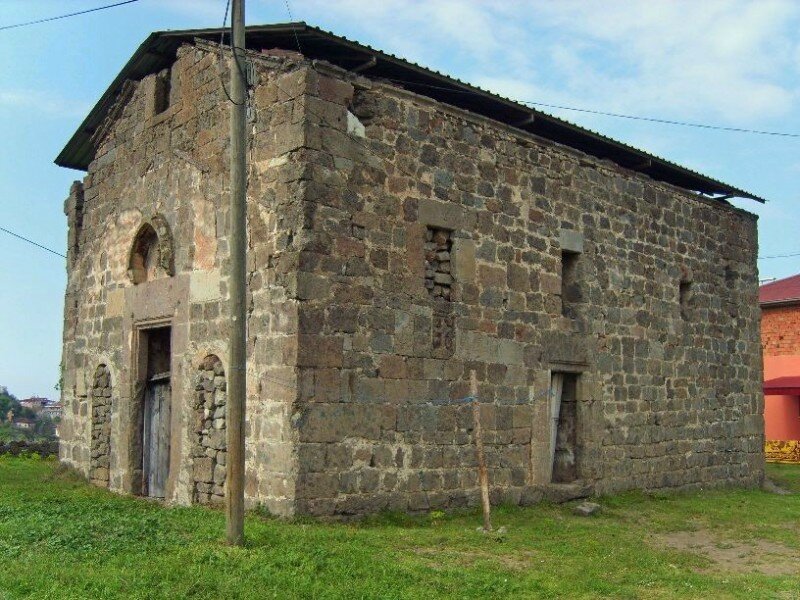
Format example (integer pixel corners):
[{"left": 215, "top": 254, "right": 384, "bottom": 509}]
[{"left": 1, "top": 458, "right": 799, "bottom": 599}]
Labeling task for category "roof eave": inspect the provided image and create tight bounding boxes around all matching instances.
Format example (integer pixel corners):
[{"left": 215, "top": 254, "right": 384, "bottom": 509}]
[
  {"left": 760, "top": 298, "right": 800, "bottom": 308},
  {"left": 53, "top": 23, "right": 767, "bottom": 204},
  {"left": 55, "top": 32, "right": 166, "bottom": 170}
]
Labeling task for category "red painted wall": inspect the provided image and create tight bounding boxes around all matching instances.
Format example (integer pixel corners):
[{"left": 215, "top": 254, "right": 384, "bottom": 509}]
[
  {"left": 762, "top": 304, "right": 800, "bottom": 440},
  {"left": 764, "top": 395, "right": 800, "bottom": 441}
]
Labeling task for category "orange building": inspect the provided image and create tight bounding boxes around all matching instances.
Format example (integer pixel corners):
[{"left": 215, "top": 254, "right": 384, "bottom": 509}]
[{"left": 760, "top": 274, "right": 800, "bottom": 462}]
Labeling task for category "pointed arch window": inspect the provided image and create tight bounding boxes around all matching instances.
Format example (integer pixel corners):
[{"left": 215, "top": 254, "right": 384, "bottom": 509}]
[{"left": 128, "top": 215, "right": 175, "bottom": 284}]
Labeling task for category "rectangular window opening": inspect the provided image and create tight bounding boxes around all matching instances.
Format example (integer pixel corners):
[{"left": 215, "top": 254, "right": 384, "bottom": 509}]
[
  {"left": 680, "top": 280, "right": 692, "bottom": 320},
  {"left": 424, "top": 227, "right": 453, "bottom": 301},
  {"left": 561, "top": 251, "right": 580, "bottom": 318},
  {"left": 550, "top": 372, "right": 579, "bottom": 484},
  {"left": 153, "top": 70, "right": 172, "bottom": 115}
]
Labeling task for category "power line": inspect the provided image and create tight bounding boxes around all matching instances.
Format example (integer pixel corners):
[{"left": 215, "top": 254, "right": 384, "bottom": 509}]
[
  {"left": 522, "top": 100, "right": 800, "bottom": 139},
  {"left": 382, "top": 78, "right": 800, "bottom": 139},
  {"left": 283, "top": 0, "right": 304, "bottom": 55},
  {"left": 0, "top": 0, "right": 141, "bottom": 32},
  {"left": 0, "top": 227, "right": 65, "bottom": 258},
  {"left": 2, "top": 1, "right": 794, "bottom": 140},
  {"left": 215, "top": 0, "right": 246, "bottom": 106},
  {"left": 758, "top": 251, "right": 800, "bottom": 260}
]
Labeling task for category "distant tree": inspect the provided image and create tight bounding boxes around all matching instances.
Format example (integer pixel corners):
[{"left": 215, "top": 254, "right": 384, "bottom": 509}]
[
  {"left": 18, "top": 407, "right": 36, "bottom": 420},
  {"left": 34, "top": 416, "right": 56, "bottom": 439},
  {"left": 0, "top": 388, "right": 20, "bottom": 422}
]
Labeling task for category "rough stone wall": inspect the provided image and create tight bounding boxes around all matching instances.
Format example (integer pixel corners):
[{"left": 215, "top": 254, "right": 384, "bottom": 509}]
[
  {"left": 761, "top": 305, "right": 800, "bottom": 355},
  {"left": 288, "top": 63, "right": 763, "bottom": 515},
  {"left": 89, "top": 364, "right": 112, "bottom": 487},
  {"left": 192, "top": 355, "right": 227, "bottom": 504},
  {"left": 59, "top": 44, "right": 764, "bottom": 517},
  {"left": 59, "top": 43, "right": 311, "bottom": 513}
]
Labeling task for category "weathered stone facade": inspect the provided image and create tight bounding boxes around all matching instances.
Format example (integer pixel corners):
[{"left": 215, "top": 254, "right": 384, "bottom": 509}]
[{"left": 58, "top": 31, "right": 764, "bottom": 516}]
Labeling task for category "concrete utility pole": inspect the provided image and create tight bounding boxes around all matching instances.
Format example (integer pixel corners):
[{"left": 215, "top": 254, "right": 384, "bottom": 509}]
[{"left": 226, "top": 0, "right": 247, "bottom": 547}]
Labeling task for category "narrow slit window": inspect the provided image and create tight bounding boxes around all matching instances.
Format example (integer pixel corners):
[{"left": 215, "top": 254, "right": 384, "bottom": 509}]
[
  {"left": 153, "top": 70, "right": 171, "bottom": 115},
  {"left": 680, "top": 280, "right": 692, "bottom": 320},
  {"left": 561, "top": 251, "right": 580, "bottom": 318}
]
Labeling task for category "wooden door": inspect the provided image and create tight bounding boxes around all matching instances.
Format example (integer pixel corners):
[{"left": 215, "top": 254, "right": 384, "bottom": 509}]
[{"left": 143, "top": 374, "right": 171, "bottom": 498}]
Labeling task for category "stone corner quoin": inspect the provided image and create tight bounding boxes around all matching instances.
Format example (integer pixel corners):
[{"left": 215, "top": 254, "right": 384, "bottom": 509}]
[{"left": 56, "top": 33, "right": 764, "bottom": 517}]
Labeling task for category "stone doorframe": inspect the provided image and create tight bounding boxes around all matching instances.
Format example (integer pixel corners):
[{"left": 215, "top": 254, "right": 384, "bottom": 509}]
[
  {"left": 529, "top": 361, "right": 597, "bottom": 489},
  {"left": 119, "top": 273, "right": 191, "bottom": 502}
]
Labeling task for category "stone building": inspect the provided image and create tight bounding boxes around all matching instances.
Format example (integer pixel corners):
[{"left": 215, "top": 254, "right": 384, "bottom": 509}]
[{"left": 56, "top": 24, "right": 765, "bottom": 516}]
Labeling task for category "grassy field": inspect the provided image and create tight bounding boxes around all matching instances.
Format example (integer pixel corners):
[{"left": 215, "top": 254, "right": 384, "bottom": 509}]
[{"left": 0, "top": 458, "right": 798, "bottom": 599}]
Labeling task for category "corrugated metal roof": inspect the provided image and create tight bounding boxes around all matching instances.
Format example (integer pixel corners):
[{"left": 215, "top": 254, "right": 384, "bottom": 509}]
[
  {"left": 760, "top": 274, "right": 800, "bottom": 306},
  {"left": 55, "top": 22, "right": 765, "bottom": 203}
]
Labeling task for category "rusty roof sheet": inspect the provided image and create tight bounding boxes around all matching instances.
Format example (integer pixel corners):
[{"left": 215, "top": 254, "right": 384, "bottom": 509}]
[
  {"left": 760, "top": 274, "right": 800, "bottom": 306},
  {"left": 55, "top": 22, "right": 765, "bottom": 204}
]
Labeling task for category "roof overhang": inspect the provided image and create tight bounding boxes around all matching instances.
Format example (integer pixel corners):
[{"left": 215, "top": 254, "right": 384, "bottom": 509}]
[
  {"left": 55, "top": 23, "right": 766, "bottom": 204},
  {"left": 764, "top": 376, "right": 800, "bottom": 396},
  {"left": 760, "top": 298, "right": 800, "bottom": 308}
]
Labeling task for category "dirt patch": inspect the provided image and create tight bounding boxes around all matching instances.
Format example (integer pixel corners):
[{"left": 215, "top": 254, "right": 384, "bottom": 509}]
[{"left": 655, "top": 530, "right": 800, "bottom": 576}]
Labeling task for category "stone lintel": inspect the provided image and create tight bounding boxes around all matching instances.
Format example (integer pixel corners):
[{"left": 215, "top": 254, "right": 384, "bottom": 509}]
[{"left": 559, "top": 229, "right": 584, "bottom": 254}]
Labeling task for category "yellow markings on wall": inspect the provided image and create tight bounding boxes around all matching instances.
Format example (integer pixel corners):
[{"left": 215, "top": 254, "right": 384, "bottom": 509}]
[{"left": 765, "top": 440, "right": 800, "bottom": 463}]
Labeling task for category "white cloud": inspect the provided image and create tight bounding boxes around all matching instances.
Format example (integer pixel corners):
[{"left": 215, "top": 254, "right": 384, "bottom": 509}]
[
  {"left": 526, "top": 0, "right": 800, "bottom": 121},
  {"left": 276, "top": 0, "right": 800, "bottom": 126},
  {"left": 0, "top": 89, "right": 89, "bottom": 119}
]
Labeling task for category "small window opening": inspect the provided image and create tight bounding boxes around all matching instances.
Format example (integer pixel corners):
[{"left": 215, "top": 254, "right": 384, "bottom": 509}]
[
  {"left": 550, "top": 372, "right": 578, "bottom": 483},
  {"left": 424, "top": 227, "right": 453, "bottom": 301},
  {"left": 561, "top": 251, "right": 580, "bottom": 317},
  {"left": 724, "top": 265, "right": 736, "bottom": 286},
  {"left": 153, "top": 70, "right": 171, "bottom": 115},
  {"left": 679, "top": 280, "right": 692, "bottom": 320}
]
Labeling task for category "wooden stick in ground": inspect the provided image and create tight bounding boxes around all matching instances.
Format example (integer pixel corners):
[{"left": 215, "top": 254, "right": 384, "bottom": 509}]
[{"left": 471, "top": 370, "right": 492, "bottom": 532}]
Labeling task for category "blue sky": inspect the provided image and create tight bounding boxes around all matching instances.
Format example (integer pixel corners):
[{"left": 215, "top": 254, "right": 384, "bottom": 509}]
[{"left": 1, "top": 0, "right": 799, "bottom": 398}]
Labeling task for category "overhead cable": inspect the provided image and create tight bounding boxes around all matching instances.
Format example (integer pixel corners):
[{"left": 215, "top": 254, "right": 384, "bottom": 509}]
[
  {"left": 0, "top": 226, "right": 65, "bottom": 258},
  {"left": 0, "top": 0, "right": 141, "bottom": 32},
  {"left": 382, "top": 78, "right": 800, "bottom": 139}
]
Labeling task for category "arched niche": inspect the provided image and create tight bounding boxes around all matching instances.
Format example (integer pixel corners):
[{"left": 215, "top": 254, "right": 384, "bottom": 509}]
[
  {"left": 128, "top": 215, "right": 175, "bottom": 284},
  {"left": 192, "top": 354, "right": 227, "bottom": 504},
  {"left": 89, "top": 364, "right": 112, "bottom": 488}
]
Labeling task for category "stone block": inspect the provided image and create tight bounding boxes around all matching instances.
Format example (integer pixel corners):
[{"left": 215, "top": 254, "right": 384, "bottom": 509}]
[
  {"left": 379, "top": 355, "right": 407, "bottom": 379},
  {"left": 189, "top": 268, "right": 221, "bottom": 302},
  {"left": 418, "top": 198, "right": 476, "bottom": 231},
  {"left": 559, "top": 229, "right": 584, "bottom": 254},
  {"left": 296, "top": 272, "right": 331, "bottom": 300},
  {"left": 194, "top": 457, "right": 214, "bottom": 482},
  {"left": 297, "top": 335, "right": 343, "bottom": 368},
  {"left": 106, "top": 289, "right": 125, "bottom": 317},
  {"left": 213, "top": 463, "right": 226, "bottom": 484}
]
